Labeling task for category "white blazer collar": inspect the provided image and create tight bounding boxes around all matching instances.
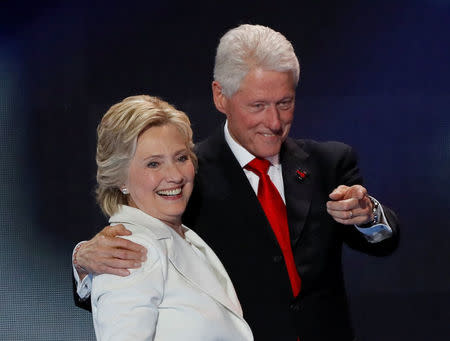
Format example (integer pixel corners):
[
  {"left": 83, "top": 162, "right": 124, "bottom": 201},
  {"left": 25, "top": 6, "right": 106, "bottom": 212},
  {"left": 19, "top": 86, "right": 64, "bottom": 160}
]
[{"left": 109, "top": 205, "right": 172, "bottom": 239}]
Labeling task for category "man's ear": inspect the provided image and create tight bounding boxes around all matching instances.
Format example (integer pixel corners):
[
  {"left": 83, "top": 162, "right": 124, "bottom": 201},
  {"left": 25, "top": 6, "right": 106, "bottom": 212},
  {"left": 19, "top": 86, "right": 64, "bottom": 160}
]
[{"left": 211, "top": 81, "right": 228, "bottom": 116}]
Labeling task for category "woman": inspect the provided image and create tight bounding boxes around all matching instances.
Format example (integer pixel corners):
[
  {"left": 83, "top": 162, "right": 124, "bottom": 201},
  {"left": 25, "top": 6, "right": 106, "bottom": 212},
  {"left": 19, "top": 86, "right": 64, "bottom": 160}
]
[{"left": 91, "top": 95, "right": 253, "bottom": 340}]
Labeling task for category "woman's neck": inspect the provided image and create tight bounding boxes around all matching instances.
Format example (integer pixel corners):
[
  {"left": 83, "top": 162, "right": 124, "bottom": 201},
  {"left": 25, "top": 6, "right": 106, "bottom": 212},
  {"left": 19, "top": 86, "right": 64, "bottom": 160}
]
[{"left": 164, "top": 221, "right": 185, "bottom": 239}]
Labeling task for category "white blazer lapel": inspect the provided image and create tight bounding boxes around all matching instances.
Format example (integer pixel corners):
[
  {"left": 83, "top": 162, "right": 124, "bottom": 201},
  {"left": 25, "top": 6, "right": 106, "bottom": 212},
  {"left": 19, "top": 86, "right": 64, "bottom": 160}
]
[{"left": 167, "top": 228, "right": 244, "bottom": 319}]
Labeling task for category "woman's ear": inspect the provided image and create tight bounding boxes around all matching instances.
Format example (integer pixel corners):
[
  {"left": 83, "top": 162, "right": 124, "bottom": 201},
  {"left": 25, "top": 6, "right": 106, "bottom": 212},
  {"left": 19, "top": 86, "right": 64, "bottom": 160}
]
[{"left": 120, "top": 185, "right": 129, "bottom": 195}]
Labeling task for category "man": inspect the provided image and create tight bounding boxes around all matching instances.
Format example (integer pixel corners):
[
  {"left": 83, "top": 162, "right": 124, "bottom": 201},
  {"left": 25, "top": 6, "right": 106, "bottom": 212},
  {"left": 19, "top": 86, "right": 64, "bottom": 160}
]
[{"left": 73, "top": 24, "right": 399, "bottom": 340}]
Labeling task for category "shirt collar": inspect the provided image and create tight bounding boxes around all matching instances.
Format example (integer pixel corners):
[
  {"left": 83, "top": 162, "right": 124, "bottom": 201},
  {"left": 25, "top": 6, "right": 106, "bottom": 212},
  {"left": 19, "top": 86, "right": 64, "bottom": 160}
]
[{"left": 223, "top": 120, "right": 280, "bottom": 168}]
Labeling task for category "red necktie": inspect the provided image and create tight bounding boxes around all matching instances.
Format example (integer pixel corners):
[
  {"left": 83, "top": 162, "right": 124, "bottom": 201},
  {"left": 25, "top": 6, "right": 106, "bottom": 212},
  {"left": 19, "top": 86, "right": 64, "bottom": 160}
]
[{"left": 245, "top": 158, "right": 301, "bottom": 297}]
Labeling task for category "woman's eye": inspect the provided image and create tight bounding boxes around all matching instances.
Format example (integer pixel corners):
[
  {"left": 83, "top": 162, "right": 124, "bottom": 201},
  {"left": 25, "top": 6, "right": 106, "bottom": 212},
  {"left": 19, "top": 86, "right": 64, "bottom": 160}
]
[
  {"left": 147, "top": 161, "right": 159, "bottom": 168},
  {"left": 178, "top": 155, "right": 189, "bottom": 162}
]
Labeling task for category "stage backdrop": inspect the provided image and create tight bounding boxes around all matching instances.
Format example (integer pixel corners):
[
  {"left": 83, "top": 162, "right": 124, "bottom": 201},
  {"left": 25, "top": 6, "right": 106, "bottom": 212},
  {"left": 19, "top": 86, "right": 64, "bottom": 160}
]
[{"left": 1, "top": 0, "right": 449, "bottom": 340}]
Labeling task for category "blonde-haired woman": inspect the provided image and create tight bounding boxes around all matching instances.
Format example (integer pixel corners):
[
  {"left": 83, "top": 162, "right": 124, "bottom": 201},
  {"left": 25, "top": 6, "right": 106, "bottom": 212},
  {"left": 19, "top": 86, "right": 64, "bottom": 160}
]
[{"left": 91, "top": 95, "right": 253, "bottom": 341}]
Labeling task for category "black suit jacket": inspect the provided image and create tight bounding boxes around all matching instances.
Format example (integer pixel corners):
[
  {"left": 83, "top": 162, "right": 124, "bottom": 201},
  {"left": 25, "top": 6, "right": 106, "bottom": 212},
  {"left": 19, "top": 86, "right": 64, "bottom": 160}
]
[
  {"left": 182, "top": 126, "right": 400, "bottom": 341},
  {"left": 74, "top": 126, "right": 399, "bottom": 340}
]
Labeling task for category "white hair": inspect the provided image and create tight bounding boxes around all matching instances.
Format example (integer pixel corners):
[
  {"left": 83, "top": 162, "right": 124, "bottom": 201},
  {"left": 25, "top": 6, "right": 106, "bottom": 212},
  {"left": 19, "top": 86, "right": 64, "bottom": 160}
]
[{"left": 213, "top": 24, "right": 300, "bottom": 97}]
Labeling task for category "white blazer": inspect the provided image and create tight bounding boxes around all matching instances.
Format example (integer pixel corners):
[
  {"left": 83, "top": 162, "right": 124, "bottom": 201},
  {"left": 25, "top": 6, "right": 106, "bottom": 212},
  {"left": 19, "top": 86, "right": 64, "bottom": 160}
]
[{"left": 91, "top": 205, "right": 253, "bottom": 341}]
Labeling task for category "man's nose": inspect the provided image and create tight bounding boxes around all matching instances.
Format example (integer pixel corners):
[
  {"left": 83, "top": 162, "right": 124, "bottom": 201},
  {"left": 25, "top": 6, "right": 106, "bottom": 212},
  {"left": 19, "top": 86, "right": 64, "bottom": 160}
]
[{"left": 264, "top": 105, "right": 282, "bottom": 131}]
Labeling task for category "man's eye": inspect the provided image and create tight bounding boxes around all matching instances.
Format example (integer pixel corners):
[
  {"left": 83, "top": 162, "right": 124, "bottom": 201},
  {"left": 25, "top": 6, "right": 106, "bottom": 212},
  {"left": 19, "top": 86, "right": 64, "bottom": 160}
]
[
  {"left": 249, "top": 103, "right": 265, "bottom": 111},
  {"left": 278, "top": 100, "right": 293, "bottom": 110},
  {"left": 147, "top": 161, "right": 159, "bottom": 168}
]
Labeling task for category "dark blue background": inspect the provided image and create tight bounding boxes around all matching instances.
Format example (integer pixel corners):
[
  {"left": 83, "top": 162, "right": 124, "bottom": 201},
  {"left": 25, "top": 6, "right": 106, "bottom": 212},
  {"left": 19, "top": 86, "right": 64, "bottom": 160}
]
[{"left": 1, "top": 0, "right": 449, "bottom": 339}]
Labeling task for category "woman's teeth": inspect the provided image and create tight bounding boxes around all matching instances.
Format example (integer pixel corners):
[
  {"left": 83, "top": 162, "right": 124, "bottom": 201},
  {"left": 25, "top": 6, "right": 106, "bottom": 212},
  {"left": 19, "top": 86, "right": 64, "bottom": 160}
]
[{"left": 157, "top": 188, "right": 182, "bottom": 196}]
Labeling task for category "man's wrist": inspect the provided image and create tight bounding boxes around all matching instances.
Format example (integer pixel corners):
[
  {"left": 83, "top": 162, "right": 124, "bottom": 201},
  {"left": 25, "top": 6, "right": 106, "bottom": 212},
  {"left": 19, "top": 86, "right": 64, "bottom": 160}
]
[
  {"left": 359, "top": 196, "right": 380, "bottom": 228},
  {"left": 73, "top": 243, "right": 89, "bottom": 277}
]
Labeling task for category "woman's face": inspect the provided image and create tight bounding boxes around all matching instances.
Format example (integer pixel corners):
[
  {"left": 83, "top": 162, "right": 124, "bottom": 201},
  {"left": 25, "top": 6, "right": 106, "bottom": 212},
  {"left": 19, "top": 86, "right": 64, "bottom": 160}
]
[{"left": 125, "top": 124, "right": 195, "bottom": 228}]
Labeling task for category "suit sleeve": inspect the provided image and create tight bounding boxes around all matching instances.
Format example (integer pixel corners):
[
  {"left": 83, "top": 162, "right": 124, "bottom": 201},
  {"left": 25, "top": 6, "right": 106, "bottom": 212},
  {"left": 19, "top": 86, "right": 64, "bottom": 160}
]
[
  {"left": 336, "top": 144, "right": 400, "bottom": 256},
  {"left": 91, "top": 235, "right": 166, "bottom": 341},
  {"left": 72, "top": 273, "right": 92, "bottom": 311}
]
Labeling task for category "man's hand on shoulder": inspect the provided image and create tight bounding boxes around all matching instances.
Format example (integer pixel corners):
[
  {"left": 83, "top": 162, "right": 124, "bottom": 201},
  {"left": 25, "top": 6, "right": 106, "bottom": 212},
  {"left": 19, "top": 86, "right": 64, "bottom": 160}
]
[
  {"left": 74, "top": 224, "right": 147, "bottom": 279},
  {"left": 326, "top": 185, "right": 373, "bottom": 225}
]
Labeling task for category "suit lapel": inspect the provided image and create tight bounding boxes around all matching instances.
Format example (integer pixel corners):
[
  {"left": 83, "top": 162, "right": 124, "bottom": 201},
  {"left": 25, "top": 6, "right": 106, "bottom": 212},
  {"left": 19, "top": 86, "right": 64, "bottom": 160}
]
[
  {"left": 196, "top": 126, "right": 270, "bottom": 228},
  {"left": 214, "top": 128, "right": 282, "bottom": 244},
  {"left": 280, "top": 138, "right": 314, "bottom": 246}
]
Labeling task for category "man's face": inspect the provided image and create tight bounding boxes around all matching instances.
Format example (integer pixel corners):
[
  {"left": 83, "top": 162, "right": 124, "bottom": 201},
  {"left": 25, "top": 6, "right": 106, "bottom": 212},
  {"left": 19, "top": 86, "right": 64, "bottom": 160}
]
[{"left": 215, "top": 68, "right": 295, "bottom": 158}]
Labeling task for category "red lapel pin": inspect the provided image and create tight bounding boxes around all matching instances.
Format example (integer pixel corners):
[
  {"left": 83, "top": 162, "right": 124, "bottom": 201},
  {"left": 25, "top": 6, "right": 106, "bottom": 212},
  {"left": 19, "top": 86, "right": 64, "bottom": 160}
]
[{"left": 296, "top": 169, "right": 308, "bottom": 182}]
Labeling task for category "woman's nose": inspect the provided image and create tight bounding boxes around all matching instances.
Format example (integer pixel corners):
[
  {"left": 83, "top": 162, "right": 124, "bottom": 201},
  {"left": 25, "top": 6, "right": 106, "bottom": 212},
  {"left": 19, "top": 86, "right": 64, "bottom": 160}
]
[{"left": 165, "top": 163, "right": 183, "bottom": 183}]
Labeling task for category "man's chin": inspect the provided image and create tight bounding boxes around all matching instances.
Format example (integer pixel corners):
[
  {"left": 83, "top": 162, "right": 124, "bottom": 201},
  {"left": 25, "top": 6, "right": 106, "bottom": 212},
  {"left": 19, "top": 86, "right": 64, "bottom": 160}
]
[{"left": 251, "top": 144, "right": 282, "bottom": 159}]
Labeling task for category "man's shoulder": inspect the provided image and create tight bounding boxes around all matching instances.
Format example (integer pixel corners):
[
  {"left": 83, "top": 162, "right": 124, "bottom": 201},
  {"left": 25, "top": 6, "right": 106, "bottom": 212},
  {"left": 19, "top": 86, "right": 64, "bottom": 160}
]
[
  {"left": 286, "top": 137, "right": 353, "bottom": 159},
  {"left": 194, "top": 127, "right": 224, "bottom": 159},
  {"left": 284, "top": 138, "right": 361, "bottom": 187}
]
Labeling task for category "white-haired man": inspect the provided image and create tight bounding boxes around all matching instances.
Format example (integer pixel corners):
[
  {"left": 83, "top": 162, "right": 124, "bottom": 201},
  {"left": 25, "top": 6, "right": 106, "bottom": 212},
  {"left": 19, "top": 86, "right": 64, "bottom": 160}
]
[{"left": 73, "top": 24, "right": 399, "bottom": 340}]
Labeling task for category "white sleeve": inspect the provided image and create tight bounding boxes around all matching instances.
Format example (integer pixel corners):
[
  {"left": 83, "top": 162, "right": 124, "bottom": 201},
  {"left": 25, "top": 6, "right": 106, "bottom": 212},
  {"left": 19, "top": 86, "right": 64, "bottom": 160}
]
[
  {"left": 91, "top": 236, "right": 166, "bottom": 341},
  {"left": 355, "top": 197, "right": 393, "bottom": 243}
]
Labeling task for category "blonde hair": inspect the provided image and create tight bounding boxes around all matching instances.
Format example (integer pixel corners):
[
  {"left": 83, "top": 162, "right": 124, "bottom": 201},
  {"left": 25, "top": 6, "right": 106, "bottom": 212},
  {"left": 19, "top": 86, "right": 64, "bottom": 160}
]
[{"left": 96, "top": 95, "right": 197, "bottom": 216}]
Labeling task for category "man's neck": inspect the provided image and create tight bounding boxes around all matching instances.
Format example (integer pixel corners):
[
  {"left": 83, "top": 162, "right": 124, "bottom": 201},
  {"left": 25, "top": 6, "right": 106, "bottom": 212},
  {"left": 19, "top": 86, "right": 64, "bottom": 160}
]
[{"left": 223, "top": 120, "right": 279, "bottom": 168}]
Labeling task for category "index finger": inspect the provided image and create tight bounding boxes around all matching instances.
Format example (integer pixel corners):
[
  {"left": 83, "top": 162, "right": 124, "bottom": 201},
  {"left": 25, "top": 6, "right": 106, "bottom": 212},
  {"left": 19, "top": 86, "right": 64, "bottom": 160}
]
[
  {"left": 345, "top": 185, "right": 367, "bottom": 200},
  {"left": 329, "top": 185, "right": 349, "bottom": 200},
  {"left": 326, "top": 197, "right": 359, "bottom": 211}
]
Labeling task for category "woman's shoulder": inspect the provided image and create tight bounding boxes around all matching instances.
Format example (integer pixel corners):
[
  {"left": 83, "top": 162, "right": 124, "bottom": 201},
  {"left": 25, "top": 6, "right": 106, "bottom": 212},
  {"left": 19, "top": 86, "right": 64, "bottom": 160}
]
[
  {"left": 109, "top": 206, "right": 173, "bottom": 249},
  {"left": 120, "top": 222, "right": 168, "bottom": 242},
  {"left": 116, "top": 222, "right": 171, "bottom": 261},
  {"left": 91, "top": 222, "right": 171, "bottom": 288}
]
